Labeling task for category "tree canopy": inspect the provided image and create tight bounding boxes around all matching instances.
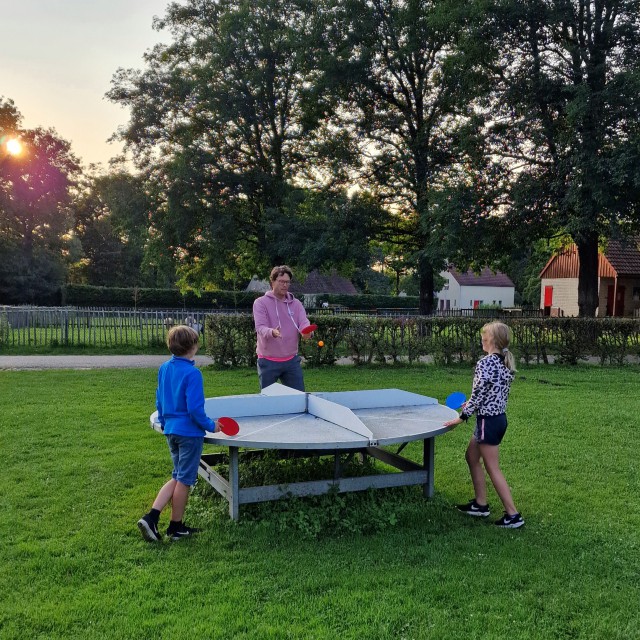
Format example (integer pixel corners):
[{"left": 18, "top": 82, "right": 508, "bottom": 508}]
[{"left": 2, "top": 1, "right": 640, "bottom": 312}]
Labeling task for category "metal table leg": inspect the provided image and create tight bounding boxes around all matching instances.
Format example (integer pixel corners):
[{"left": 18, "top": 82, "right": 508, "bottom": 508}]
[
  {"left": 229, "top": 447, "right": 239, "bottom": 520},
  {"left": 423, "top": 438, "right": 434, "bottom": 498}
]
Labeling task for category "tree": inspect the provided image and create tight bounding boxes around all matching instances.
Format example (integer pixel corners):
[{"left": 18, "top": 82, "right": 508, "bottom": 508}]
[
  {"left": 472, "top": 0, "right": 640, "bottom": 316},
  {"left": 320, "top": 0, "right": 479, "bottom": 313},
  {"left": 0, "top": 98, "right": 80, "bottom": 303},
  {"left": 72, "top": 171, "right": 155, "bottom": 286},
  {"left": 108, "top": 0, "right": 357, "bottom": 288}
]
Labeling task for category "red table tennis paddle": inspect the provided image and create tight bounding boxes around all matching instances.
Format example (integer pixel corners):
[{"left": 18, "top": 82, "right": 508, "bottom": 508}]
[
  {"left": 300, "top": 323, "right": 318, "bottom": 335},
  {"left": 218, "top": 416, "right": 240, "bottom": 436}
]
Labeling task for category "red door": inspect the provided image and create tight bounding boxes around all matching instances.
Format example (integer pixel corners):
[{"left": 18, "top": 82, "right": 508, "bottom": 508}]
[
  {"left": 607, "top": 285, "right": 626, "bottom": 316},
  {"left": 543, "top": 286, "right": 553, "bottom": 307}
]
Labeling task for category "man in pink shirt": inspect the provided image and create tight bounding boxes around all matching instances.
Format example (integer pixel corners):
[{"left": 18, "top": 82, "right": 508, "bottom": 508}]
[{"left": 253, "top": 265, "right": 312, "bottom": 391}]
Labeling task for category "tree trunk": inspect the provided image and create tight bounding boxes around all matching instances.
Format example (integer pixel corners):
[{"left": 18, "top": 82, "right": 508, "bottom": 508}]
[
  {"left": 576, "top": 232, "right": 600, "bottom": 317},
  {"left": 419, "top": 262, "right": 434, "bottom": 315}
]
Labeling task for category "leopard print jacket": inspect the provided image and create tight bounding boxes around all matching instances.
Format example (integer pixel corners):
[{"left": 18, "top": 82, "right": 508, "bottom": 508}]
[{"left": 460, "top": 353, "right": 515, "bottom": 420}]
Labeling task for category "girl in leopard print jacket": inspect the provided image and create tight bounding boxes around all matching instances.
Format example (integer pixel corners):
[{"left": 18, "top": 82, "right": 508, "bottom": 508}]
[{"left": 444, "top": 322, "right": 524, "bottom": 529}]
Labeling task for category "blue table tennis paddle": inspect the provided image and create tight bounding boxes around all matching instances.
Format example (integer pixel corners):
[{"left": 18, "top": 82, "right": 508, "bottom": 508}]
[{"left": 445, "top": 392, "right": 466, "bottom": 410}]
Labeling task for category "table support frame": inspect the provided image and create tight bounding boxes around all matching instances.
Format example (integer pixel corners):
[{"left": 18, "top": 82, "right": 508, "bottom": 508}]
[{"left": 198, "top": 438, "right": 436, "bottom": 521}]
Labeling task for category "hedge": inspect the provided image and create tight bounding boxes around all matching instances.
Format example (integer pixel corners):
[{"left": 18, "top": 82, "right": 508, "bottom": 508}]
[
  {"left": 204, "top": 315, "right": 640, "bottom": 367},
  {"left": 61, "top": 285, "right": 420, "bottom": 311},
  {"left": 313, "top": 293, "right": 420, "bottom": 309},
  {"left": 62, "top": 285, "right": 263, "bottom": 309}
]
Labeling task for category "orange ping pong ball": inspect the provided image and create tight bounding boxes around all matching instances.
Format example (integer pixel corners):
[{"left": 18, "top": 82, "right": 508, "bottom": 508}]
[{"left": 318, "top": 340, "right": 324, "bottom": 348}]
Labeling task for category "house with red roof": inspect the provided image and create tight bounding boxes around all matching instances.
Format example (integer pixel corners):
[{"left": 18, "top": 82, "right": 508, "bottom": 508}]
[
  {"left": 436, "top": 267, "right": 515, "bottom": 311},
  {"left": 539, "top": 239, "right": 640, "bottom": 317}
]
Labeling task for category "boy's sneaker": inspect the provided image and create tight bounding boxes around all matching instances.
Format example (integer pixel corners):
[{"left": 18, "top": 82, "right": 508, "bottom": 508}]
[
  {"left": 495, "top": 512, "right": 525, "bottom": 529},
  {"left": 456, "top": 499, "right": 490, "bottom": 517},
  {"left": 137, "top": 514, "right": 161, "bottom": 542},
  {"left": 167, "top": 523, "right": 201, "bottom": 541}
]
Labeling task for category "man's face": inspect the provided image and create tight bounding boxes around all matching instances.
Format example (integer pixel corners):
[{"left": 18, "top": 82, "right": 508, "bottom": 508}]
[{"left": 272, "top": 273, "right": 291, "bottom": 297}]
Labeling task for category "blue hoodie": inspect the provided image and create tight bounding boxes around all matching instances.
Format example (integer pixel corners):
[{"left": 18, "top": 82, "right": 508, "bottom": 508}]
[{"left": 156, "top": 356, "right": 216, "bottom": 437}]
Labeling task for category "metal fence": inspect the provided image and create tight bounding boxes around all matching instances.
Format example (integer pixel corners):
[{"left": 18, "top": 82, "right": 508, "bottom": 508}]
[
  {"left": 0, "top": 305, "right": 546, "bottom": 350},
  {"left": 0, "top": 307, "right": 213, "bottom": 349}
]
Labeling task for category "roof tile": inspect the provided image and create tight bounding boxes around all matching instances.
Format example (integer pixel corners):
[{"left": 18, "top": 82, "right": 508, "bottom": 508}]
[{"left": 449, "top": 267, "right": 514, "bottom": 288}]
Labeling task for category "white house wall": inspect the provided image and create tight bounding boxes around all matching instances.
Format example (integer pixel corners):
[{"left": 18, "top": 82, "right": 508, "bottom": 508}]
[
  {"left": 459, "top": 285, "right": 514, "bottom": 308},
  {"left": 539, "top": 278, "right": 580, "bottom": 316},
  {"left": 437, "top": 273, "right": 462, "bottom": 309},
  {"left": 437, "top": 272, "right": 514, "bottom": 310}
]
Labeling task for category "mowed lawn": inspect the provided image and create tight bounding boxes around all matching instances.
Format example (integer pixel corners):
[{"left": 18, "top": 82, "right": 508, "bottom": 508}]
[{"left": 1, "top": 364, "right": 638, "bottom": 640}]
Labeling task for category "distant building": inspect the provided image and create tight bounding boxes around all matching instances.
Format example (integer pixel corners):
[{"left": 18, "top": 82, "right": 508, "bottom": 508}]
[
  {"left": 245, "top": 269, "right": 358, "bottom": 306},
  {"left": 539, "top": 239, "right": 640, "bottom": 317},
  {"left": 245, "top": 275, "right": 270, "bottom": 293},
  {"left": 289, "top": 270, "right": 358, "bottom": 296},
  {"left": 437, "top": 267, "right": 515, "bottom": 311}
]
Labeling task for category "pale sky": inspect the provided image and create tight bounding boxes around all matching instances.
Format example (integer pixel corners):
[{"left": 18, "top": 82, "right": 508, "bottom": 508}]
[{"left": 0, "top": 0, "right": 173, "bottom": 168}]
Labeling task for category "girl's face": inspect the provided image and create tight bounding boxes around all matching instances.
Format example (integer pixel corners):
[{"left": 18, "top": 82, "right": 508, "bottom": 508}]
[{"left": 481, "top": 330, "right": 496, "bottom": 354}]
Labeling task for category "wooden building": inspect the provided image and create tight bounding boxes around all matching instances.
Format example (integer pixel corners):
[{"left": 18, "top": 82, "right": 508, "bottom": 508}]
[{"left": 539, "top": 240, "right": 640, "bottom": 317}]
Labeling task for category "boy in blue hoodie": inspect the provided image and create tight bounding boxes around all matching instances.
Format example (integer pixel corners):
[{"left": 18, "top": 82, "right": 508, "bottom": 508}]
[{"left": 138, "top": 325, "right": 220, "bottom": 542}]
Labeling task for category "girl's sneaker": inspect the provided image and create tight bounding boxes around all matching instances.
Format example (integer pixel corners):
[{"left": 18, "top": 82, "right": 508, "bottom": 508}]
[
  {"left": 495, "top": 512, "right": 524, "bottom": 528},
  {"left": 456, "top": 499, "right": 490, "bottom": 517}
]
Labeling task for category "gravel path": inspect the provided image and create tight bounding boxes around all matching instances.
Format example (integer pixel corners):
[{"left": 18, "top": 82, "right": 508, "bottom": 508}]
[{"left": 0, "top": 355, "right": 214, "bottom": 370}]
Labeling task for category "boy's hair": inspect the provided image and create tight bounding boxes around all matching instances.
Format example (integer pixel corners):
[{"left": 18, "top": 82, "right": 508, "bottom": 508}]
[
  {"left": 166, "top": 325, "right": 199, "bottom": 356},
  {"left": 482, "top": 321, "right": 516, "bottom": 371},
  {"left": 269, "top": 265, "right": 293, "bottom": 283}
]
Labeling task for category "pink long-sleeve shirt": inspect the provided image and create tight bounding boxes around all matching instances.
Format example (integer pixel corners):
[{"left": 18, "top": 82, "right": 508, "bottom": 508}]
[{"left": 253, "top": 291, "right": 310, "bottom": 359}]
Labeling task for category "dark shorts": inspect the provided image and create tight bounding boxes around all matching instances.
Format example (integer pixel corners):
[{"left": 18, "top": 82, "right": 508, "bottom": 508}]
[
  {"left": 166, "top": 434, "right": 204, "bottom": 486},
  {"left": 474, "top": 414, "right": 508, "bottom": 446},
  {"left": 257, "top": 355, "right": 305, "bottom": 392}
]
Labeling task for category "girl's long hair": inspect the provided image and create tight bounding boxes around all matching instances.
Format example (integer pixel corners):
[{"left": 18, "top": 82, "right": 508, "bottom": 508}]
[{"left": 482, "top": 322, "right": 516, "bottom": 371}]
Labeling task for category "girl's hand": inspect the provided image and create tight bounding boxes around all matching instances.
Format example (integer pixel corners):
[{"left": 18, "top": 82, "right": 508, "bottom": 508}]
[
  {"left": 444, "top": 417, "right": 464, "bottom": 427},
  {"left": 272, "top": 327, "right": 281, "bottom": 338}
]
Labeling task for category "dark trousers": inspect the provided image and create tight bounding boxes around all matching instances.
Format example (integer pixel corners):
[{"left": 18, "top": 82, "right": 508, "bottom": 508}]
[{"left": 257, "top": 356, "right": 305, "bottom": 392}]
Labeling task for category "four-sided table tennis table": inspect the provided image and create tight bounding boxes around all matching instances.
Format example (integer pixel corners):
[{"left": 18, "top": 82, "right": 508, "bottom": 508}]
[{"left": 150, "top": 383, "right": 458, "bottom": 520}]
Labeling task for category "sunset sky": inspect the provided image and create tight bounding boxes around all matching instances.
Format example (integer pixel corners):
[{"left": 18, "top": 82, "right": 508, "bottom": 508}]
[{"left": 1, "top": 0, "right": 172, "bottom": 168}]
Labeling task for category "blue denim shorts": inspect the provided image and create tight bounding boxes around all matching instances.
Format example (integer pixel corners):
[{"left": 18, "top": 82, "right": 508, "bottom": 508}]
[
  {"left": 473, "top": 414, "right": 508, "bottom": 446},
  {"left": 165, "top": 434, "right": 204, "bottom": 486}
]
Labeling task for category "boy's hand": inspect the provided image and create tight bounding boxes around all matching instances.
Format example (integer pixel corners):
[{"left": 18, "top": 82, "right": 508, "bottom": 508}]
[{"left": 214, "top": 420, "right": 222, "bottom": 433}]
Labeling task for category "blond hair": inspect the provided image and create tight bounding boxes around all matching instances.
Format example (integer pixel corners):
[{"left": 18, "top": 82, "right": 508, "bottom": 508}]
[
  {"left": 166, "top": 325, "right": 199, "bottom": 356},
  {"left": 482, "top": 321, "right": 516, "bottom": 371}
]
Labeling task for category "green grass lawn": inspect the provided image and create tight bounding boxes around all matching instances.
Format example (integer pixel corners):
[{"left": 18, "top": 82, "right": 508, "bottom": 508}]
[{"left": 1, "top": 365, "right": 638, "bottom": 639}]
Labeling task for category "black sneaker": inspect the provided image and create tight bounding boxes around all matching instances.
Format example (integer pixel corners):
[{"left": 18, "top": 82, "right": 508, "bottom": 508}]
[
  {"left": 167, "top": 523, "right": 201, "bottom": 541},
  {"left": 137, "top": 514, "right": 161, "bottom": 542},
  {"left": 456, "top": 499, "right": 490, "bottom": 517},
  {"left": 495, "top": 512, "right": 525, "bottom": 529}
]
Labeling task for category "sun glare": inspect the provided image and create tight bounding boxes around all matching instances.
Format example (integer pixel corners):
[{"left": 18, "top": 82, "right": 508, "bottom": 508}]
[{"left": 6, "top": 138, "right": 23, "bottom": 156}]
